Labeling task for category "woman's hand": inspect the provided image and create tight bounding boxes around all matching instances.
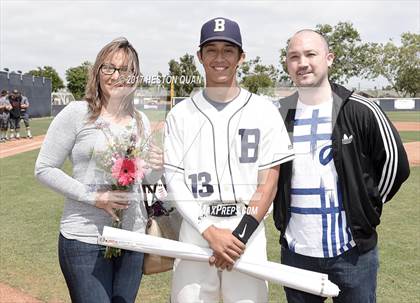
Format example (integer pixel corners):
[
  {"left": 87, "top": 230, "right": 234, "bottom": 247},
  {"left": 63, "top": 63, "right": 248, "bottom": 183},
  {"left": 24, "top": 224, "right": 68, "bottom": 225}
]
[{"left": 95, "top": 190, "right": 131, "bottom": 220}]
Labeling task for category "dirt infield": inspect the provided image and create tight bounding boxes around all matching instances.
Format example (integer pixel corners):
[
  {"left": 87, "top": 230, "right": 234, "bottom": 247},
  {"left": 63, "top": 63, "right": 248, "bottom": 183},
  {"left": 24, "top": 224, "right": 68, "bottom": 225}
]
[
  {"left": 0, "top": 123, "right": 419, "bottom": 165},
  {"left": 0, "top": 283, "right": 42, "bottom": 303},
  {"left": 0, "top": 136, "right": 45, "bottom": 159},
  {"left": 404, "top": 141, "right": 420, "bottom": 166},
  {"left": 0, "top": 122, "right": 164, "bottom": 159},
  {"left": 392, "top": 122, "right": 420, "bottom": 131}
]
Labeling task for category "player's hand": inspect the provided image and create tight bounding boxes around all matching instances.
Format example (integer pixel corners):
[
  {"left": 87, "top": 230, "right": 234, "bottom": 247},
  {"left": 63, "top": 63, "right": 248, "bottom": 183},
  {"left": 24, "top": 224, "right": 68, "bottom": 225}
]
[
  {"left": 145, "top": 142, "right": 163, "bottom": 171},
  {"left": 209, "top": 255, "right": 235, "bottom": 271},
  {"left": 203, "top": 225, "right": 245, "bottom": 268},
  {"left": 95, "top": 190, "right": 131, "bottom": 221}
]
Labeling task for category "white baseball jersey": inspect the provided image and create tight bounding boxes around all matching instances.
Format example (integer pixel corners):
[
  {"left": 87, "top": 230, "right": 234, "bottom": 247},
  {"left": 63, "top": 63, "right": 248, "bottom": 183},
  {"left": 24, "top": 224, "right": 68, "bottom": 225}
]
[{"left": 164, "top": 88, "right": 294, "bottom": 233}]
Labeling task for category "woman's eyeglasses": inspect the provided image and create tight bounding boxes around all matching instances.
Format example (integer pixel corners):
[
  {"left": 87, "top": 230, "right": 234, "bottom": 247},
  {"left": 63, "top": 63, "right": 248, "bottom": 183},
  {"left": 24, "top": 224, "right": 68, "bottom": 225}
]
[{"left": 100, "top": 64, "right": 129, "bottom": 75}]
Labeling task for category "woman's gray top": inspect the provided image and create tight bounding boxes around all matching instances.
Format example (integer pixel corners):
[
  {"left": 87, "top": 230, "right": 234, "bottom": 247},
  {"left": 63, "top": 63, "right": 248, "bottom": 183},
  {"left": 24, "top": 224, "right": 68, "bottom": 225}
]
[{"left": 35, "top": 101, "right": 158, "bottom": 244}]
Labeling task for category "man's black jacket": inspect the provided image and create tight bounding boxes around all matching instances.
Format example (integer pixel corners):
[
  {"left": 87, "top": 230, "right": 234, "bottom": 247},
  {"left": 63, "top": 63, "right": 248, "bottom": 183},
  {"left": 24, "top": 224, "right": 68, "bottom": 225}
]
[{"left": 273, "top": 83, "right": 410, "bottom": 253}]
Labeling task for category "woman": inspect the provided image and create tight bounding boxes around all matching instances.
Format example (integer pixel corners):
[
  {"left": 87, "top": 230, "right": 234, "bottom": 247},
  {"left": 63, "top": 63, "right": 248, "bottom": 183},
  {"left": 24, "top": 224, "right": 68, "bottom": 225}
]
[{"left": 35, "top": 38, "right": 163, "bottom": 303}]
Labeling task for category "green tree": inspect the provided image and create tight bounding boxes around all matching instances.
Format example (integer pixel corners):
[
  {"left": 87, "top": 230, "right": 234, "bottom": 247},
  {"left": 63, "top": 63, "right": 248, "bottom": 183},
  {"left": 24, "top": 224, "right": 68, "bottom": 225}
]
[
  {"left": 238, "top": 56, "right": 279, "bottom": 94},
  {"left": 66, "top": 61, "right": 91, "bottom": 100},
  {"left": 279, "top": 22, "right": 372, "bottom": 84},
  {"left": 164, "top": 54, "right": 203, "bottom": 97},
  {"left": 368, "top": 32, "right": 420, "bottom": 97},
  {"left": 27, "top": 66, "right": 64, "bottom": 92}
]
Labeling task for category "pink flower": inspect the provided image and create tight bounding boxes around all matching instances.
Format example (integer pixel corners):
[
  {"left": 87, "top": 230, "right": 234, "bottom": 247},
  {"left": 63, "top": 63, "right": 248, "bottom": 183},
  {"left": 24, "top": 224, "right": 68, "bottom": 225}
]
[{"left": 111, "top": 157, "right": 137, "bottom": 186}]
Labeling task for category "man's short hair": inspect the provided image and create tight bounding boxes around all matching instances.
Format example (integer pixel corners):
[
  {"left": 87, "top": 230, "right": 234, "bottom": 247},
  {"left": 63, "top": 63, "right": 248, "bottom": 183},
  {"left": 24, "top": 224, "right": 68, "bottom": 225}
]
[{"left": 287, "top": 29, "right": 330, "bottom": 53}]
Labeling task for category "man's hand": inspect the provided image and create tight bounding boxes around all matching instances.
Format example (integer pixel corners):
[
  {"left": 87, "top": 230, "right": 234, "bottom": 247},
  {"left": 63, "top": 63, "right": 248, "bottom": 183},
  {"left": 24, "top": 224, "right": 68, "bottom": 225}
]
[{"left": 202, "top": 225, "right": 245, "bottom": 270}]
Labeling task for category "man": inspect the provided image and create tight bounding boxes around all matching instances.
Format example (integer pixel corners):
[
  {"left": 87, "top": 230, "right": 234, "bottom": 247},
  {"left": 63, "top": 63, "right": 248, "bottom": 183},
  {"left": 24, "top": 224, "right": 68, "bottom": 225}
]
[
  {"left": 19, "top": 91, "right": 32, "bottom": 138},
  {"left": 273, "top": 29, "right": 410, "bottom": 302},
  {"left": 0, "top": 90, "right": 12, "bottom": 142},
  {"left": 8, "top": 89, "right": 22, "bottom": 139},
  {"left": 164, "top": 17, "right": 294, "bottom": 302}
]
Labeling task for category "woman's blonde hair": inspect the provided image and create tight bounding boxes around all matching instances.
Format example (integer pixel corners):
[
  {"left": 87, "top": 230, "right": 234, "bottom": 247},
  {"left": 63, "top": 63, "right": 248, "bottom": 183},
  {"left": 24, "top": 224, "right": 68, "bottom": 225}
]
[{"left": 85, "top": 37, "right": 144, "bottom": 138}]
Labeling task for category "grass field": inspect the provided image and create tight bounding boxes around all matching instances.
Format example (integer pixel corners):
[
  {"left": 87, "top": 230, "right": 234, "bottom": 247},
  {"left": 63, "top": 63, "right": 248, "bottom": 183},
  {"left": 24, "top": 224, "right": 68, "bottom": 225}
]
[
  {"left": 27, "top": 110, "right": 167, "bottom": 137},
  {"left": 0, "top": 150, "right": 418, "bottom": 302},
  {"left": 27, "top": 117, "right": 54, "bottom": 137},
  {"left": 385, "top": 111, "right": 420, "bottom": 122},
  {"left": 399, "top": 131, "right": 420, "bottom": 143},
  {"left": 27, "top": 110, "right": 419, "bottom": 138},
  {"left": 0, "top": 111, "right": 418, "bottom": 302}
]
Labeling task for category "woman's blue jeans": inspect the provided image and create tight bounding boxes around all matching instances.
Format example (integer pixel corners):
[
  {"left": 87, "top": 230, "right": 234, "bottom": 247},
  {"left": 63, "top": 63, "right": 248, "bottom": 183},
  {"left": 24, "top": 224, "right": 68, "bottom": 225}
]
[{"left": 58, "top": 233, "right": 144, "bottom": 303}]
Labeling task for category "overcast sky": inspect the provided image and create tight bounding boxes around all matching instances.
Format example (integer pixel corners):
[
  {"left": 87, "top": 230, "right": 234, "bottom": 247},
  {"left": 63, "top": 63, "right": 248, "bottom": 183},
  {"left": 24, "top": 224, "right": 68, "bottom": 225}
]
[{"left": 1, "top": 0, "right": 419, "bottom": 89}]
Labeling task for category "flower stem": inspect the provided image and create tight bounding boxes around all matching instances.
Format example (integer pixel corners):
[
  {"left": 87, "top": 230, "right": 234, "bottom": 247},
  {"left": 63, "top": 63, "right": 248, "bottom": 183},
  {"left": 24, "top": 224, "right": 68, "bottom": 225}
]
[{"left": 104, "top": 209, "right": 124, "bottom": 259}]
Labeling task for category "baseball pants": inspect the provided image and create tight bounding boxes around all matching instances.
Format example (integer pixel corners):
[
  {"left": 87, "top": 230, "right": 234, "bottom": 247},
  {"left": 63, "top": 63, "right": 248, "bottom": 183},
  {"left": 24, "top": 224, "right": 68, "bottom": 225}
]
[
  {"left": 0, "top": 113, "right": 9, "bottom": 130},
  {"left": 171, "top": 215, "right": 268, "bottom": 303},
  {"left": 21, "top": 112, "right": 30, "bottom": 127},
  {"left": 9, "top": 116, "right": 20, "bottom": 130}
]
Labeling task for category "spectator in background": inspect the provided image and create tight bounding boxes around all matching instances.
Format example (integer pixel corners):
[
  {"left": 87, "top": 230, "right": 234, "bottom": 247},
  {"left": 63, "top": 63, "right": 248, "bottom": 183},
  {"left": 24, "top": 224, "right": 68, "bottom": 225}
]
[
  {"left": 0, "top": 90, "right": 11, "bottom": 142},
  {"left": 20, "top": 91, "right": 33, "bottom": 138},
  {"left": 8, "top": 89, "right": 22, "bottom": 139}
]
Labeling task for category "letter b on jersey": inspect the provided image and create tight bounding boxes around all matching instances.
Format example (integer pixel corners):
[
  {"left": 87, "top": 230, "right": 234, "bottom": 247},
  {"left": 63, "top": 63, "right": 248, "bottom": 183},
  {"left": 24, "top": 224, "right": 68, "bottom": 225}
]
[
  {"left": 239, "top": 129, "right": 260, "bottom": 163},
  {"left": 214, "top": 19, "right": 225, "bottom": 32}
]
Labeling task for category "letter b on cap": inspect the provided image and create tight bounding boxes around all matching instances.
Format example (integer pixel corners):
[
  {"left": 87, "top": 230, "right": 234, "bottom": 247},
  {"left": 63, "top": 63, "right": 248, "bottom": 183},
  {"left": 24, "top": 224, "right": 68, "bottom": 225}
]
[{"left": 214, "top": 19, "right": 225, "bottom": 32}]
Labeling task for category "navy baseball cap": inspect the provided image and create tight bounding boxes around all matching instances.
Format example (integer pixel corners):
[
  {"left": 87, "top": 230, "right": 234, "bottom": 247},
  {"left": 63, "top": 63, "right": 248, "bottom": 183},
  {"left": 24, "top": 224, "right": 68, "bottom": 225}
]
[{"left": 199, "top": 17, "right": 243, "bottom": 50}]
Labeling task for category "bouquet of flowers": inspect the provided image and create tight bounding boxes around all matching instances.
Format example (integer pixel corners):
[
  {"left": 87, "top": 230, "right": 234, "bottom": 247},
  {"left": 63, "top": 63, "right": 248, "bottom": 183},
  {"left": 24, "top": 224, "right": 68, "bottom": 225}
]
[{"left": 94, "top": 119, "right": 148, "bottom": 258}]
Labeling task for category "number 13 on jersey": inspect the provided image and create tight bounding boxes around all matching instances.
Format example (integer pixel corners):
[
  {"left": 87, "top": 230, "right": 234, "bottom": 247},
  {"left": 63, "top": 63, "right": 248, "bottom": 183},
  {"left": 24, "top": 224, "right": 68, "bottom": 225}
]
[{"left": 188, "top": 172, "right": 214, "bottom": 198}]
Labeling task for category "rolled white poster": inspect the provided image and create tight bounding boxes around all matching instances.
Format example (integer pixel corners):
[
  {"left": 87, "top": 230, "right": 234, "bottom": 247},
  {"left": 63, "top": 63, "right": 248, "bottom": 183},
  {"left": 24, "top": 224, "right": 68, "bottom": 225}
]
[{"left": 98, "top": 226, "right": 339, "bottom": 297}]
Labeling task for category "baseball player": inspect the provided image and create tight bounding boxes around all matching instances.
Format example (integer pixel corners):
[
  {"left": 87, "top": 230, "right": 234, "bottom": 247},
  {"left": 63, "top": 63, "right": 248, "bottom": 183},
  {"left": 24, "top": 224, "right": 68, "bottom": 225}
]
[
  {"left": 164, "top": 17, "right": 294, "bottom": 303},
  {"left": 0, "top": 90, "right": 11, "bottom": 142},
  {"left": 19, "top": 92, "right": 32, "bottom": 138},
  {"left": 8, "top": 89, "right": 22, "bottom": 139}
]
